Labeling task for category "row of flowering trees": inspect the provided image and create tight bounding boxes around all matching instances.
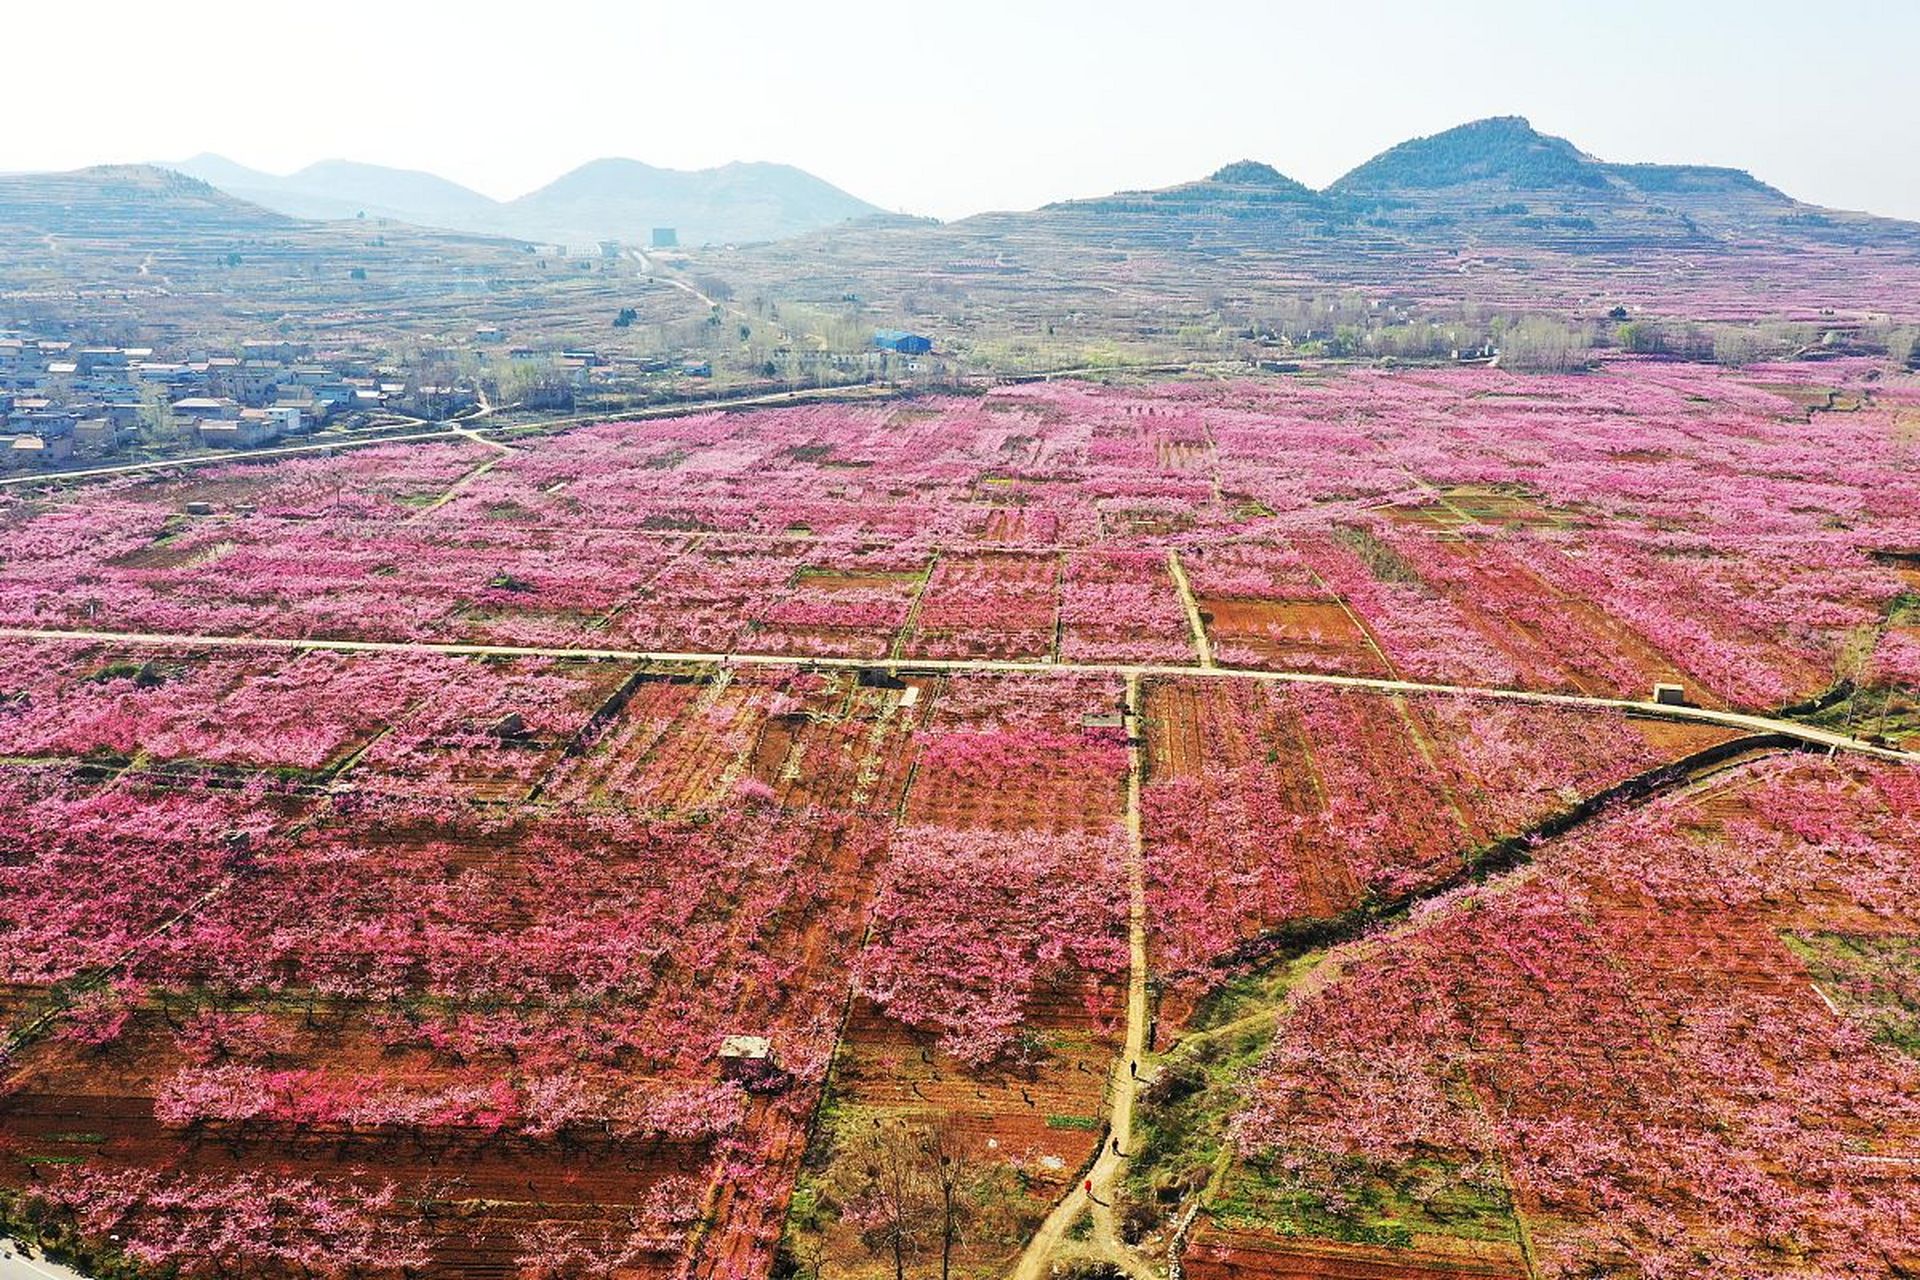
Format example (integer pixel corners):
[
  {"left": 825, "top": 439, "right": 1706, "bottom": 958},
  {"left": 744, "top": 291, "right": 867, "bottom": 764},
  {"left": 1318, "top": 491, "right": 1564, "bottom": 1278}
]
[
  {"left": 40, "top": 1169, "right": 431, "bottom": 1276},
  {"left": 152, "top": 1064, "right": 745, "bottom": 1141}
]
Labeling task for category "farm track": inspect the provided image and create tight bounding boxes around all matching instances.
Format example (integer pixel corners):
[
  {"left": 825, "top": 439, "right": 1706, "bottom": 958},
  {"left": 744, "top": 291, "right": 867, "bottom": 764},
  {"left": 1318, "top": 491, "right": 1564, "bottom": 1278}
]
[
  {"left": 1166, "top": 549, "right": 1213, "bottom": 668},
  {"left": 1011, "top": 674, "right": 1154, "bottom": 1280},
  {"left": 1, "top": 626, "right": 1910, "bottom": 763}
]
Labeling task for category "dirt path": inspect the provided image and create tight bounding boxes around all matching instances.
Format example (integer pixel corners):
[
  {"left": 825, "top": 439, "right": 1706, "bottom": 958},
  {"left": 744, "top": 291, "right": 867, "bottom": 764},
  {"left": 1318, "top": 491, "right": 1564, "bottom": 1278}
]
[
  {"left": 406, "top": 448, "right": 511, "bottom": 521},
  {"left": 1166, "top": 549, "right": 1213, "bottom": 668},
  {"left": 2, "top": 625, "right": 1909, "bottom": 763},
  {"left": 1012, "top": 674, "right": 1155, "bottom": 1280}
]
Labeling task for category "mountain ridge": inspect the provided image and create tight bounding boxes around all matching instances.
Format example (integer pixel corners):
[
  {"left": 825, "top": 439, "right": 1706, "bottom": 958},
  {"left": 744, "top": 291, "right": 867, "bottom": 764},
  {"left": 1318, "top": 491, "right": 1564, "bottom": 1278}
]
[{"left": 166, "top": 153, "right": 885, "bottom": 246}]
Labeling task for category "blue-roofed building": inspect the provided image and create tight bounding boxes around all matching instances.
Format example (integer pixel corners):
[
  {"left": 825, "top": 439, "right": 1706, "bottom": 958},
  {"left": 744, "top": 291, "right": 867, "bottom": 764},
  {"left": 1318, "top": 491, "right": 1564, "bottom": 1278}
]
[{"left": 872, "top": 329, "right": 932, "bottom": 355}]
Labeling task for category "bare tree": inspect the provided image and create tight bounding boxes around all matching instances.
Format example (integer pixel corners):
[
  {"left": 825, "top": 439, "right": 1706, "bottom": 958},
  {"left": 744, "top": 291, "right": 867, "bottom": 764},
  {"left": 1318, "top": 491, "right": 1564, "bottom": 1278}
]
[
  {"left": 926, "top": 1121, "right": 970, "bottom": 1280},
  {"left": 854, "top": 1119, "right": 931, "bottom": 1280}
]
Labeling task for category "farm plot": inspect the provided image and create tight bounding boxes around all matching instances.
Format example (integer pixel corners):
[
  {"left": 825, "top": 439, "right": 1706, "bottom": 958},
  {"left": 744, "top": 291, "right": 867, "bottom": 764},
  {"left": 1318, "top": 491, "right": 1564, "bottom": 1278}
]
[
  {"left": 1367, "top": 525, "right": 1703, "bottom": 701},
  {"left": 1, "top": 796, "right": 891, "bottom": 1279},
  {"left": 541, "top": 666, "right": 921, "bottom": 816},
  {"left": 901, "top": 672, "right": 1128, "bottom": 832},
  {"left": 347, "top": 656, "right": 635, "bottom": 802},
  {"left": 1058, "top": 549, "right": 1195, "bottom": 664},
  {"left": 0, "top": 640, "right": 523, "bottom": 774},
  {"left": 0, "top": 770, "right": 308, "bottom": 996},
  {"left": 1140, "top": 678, "right": 1747, "bottom": 1025},
  {"left": 746, "top": 564, "right": 925, "bottom": 661},
  {"left": 903, "top": 551, "right": 1059, "bottom": 661},
  {"left": 1179, "top": 542, "right": 1388, "bottom": 675},
  {"left": 788, "top": 823, "right": 1131, "bottom": 1280},
  {"left": 1187, "top": 756, "right": 1920, "bottom": 1279}
]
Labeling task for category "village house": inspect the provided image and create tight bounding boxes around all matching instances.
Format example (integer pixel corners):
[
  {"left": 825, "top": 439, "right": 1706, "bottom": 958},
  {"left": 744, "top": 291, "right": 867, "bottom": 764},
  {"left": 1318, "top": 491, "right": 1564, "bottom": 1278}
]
[
  {"left": 2, "top": 432, "right": 71, "bottom": 469},
  {"left": 72, "top": 418, "right": 120, "bottom": 456},
  {"left": 171, "top": 395, "right": 240, "bottom": 421},
  {"left": 198, "top": 408, "right": 285, "bottom": 449}
]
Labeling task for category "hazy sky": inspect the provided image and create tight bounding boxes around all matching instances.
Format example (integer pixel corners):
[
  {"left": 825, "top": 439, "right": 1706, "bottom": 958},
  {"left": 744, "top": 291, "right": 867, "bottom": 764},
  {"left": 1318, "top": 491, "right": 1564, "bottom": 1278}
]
[{"left": 9, "top": 0, "right": 1918, "bottom": 220}]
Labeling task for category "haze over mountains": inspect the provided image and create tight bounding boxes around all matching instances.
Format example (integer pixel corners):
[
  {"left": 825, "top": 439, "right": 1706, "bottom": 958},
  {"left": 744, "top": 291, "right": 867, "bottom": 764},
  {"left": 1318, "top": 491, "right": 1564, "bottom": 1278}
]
[
  {"left": 1, "top": 117, "right": 1911, "bottom": 266},
  {"left": 167, "top": 154, "right": 888, "bottom": 247}
]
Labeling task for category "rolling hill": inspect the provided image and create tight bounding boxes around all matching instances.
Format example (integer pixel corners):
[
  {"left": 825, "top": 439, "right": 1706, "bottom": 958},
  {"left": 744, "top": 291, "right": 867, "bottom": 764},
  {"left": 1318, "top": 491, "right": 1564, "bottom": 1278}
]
[{"left": 0, "top": 164, "right": 290, "bottom": 239}]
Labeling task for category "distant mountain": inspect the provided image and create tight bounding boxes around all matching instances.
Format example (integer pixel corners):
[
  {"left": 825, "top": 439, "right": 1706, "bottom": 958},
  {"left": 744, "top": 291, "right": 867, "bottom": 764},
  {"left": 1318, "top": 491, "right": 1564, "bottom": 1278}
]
[
  {"left": 0, "top": 165, "right": 289, "bottom": 237},
  {"left": 1330, "top": 116, "right": 1607, "bottom": 193},
  {"left": 507, "top": 158, "right": 884, "bottom": 246},
  {"left": 171, "top": 155, "right": 497, "bottom": 226},
  {"left": 166, "top": 153, "right": 886, "bottom": 247},
  {"left": 1206, "top": 161, "right": 1315, "bottom": 194},
  {"left": 1048, "top": 158, "right": 1320, "bottom": 222},
  {"left": 1001, "top": 115, "right": 1887, "bottom": 255},
  {"left": 1328, "top": 116, "right": 1793, "bottom": 207}
]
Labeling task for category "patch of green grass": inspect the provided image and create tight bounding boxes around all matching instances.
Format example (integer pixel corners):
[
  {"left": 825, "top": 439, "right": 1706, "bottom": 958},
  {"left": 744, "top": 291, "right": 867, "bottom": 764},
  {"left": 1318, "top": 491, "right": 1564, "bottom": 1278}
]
[
  {"left": 1184, "top": 952, "right": 1324, "bottom": 1036},
  {"left": 0, "top": 1189, "right": 153, "bottom": 1280},
  {"left": 484, "top": 500, "right": 535, "bottom": 520},
  {"left": 1045, "top": 1114, "right": 1101, "bottom": 1131},
  {"left": 1215, "top": 1152, "right": 1515, "bottom": 1248},
  {"left": 1331, "top": 525, "right": 1421, "bottom": 584},
  {"left": 1802, "top": 686, "right": 1920, "bottom": 746},
  {"left": 1786, "top": 932, "right": 1920, "bottom": 1056},
  {"left": 1127, "top": 950, "right": 1520, "bottom": 1253},
  {"left": 1124, "top": 955, "right": 1325, "bottom": 1217}
]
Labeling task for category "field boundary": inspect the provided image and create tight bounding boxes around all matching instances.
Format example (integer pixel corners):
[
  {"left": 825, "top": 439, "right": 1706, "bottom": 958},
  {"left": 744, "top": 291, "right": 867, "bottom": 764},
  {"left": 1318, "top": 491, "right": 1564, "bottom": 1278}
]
[{"left": 2, "top": 626, "right": 1910, "bottom": 762}]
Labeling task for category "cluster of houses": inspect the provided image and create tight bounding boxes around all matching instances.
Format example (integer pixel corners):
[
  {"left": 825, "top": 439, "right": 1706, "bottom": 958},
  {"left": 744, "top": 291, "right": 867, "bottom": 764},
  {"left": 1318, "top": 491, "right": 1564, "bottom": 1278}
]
[
  {"left": 0, "top": 333, "right": 416, "bottom": 469},
  {"left": 0, "top": 320, "right": 943, "bottom": 472}
]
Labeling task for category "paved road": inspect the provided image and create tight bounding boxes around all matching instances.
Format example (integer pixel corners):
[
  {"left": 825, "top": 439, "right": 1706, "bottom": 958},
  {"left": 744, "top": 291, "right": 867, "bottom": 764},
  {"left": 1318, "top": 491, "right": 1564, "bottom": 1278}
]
[
  {"left": 0, "top": 1248, "right": 92, "bottom": 1280},
  {"left": 1, "top": 626, "right": 1910, "bottom": 763},
  {"left": 0, "top": 427, "right": 481, "bottom": 487}
]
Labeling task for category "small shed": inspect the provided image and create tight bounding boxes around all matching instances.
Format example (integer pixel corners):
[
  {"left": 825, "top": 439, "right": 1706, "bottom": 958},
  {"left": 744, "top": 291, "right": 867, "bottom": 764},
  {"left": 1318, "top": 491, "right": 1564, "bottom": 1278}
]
[
  {"left": 1651, "top": 683, "right": 1688, "bottom": 707},
  {"left": 719, "top": 1035, "right": 776, "bottom": 1076},
  {"left": 719, "top": 1034, "right": 789, "bottom": 1091},
  {"left": 873, "top": 330, "right": 933, "bottom": 355}
]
